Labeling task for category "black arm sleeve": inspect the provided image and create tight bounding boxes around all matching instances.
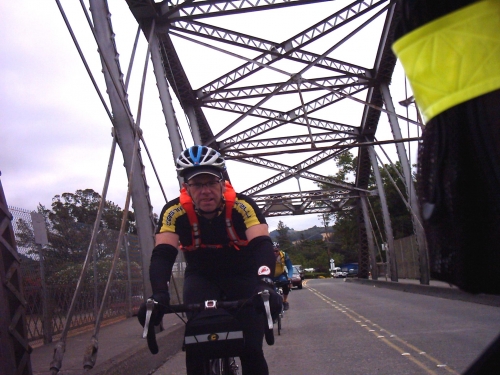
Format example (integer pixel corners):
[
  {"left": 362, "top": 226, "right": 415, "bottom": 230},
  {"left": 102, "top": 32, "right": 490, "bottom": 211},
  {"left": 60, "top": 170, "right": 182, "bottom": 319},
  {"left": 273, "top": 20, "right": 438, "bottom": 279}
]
[
  {"left": 247, "top": 235, "right": 275, "bottom": 277},
  {"left": 149, "top": 244, "right": 178, "bottom": 294}
]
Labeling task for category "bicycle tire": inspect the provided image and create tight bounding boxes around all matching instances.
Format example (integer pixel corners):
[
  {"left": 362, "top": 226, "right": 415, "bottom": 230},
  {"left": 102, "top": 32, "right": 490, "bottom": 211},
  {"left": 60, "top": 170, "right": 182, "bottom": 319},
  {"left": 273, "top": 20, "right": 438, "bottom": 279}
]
[
  {"left": 275, "top": 285, "right": 284, "bottom": 336},
  {"left": 206, "top": 357, "right": 220, "bottom": 375},
  {"left": 226, "top": 357, "right": 240, "bottom": 375},
  {"left": 207, "top": 357, "right": 239, "bottom": 375}
]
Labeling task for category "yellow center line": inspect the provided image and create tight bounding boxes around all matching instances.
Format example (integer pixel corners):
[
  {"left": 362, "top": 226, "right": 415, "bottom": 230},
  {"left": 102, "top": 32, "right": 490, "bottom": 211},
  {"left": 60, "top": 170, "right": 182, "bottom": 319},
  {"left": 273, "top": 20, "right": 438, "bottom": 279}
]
[{"left": 306, "top": 286, "right": 459, "bottom": 375}]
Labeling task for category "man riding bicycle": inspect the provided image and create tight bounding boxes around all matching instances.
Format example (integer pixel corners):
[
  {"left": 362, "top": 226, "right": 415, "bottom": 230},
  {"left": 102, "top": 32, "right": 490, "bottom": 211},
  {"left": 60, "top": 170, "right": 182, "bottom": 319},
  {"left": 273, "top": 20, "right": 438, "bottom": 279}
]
[
  {"left": 272, "top": 243, "right": 294, "bottom": 311},
  {"left": 138, "top": 145, "right": 282, "bottom": 375}
]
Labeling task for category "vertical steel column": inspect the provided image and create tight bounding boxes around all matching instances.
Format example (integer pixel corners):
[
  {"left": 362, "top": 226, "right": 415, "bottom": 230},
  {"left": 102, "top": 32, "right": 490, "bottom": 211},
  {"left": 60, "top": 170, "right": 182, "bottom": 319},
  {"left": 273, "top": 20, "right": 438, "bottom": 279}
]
[
  {"left": 185, "top": 106, "right": 202, "bottom": 145},
  {"left": 31, "top": 212, "right": 51, "bottom": 344},
  {"left": 124, "top": 234, "right": 132, "bottom": 318},
  {"left": 36, "top": 244, "right": 49, "bottom": 342},
  {"left": 150, "top": 32, "right": 185, "bottom": 187},
  {"left": 0, "top": 175, "right": 32, "bottom": 375},
  {"left": 89, "top": 0, "right": 156, "bottom": 297},
  {"left": 369, "top": 146, "right": 398, "bottom": 281},
  {"left": 360, "top": 193, "right": 378, "bottom": 280},
  {"left": 380, "top": 83, "right": 429, "bottom": 284},
  {"left": 147, "top": 26, "right": 189, "bottom": 305},
  {"left": 356, "top": 200, "right": 371, "bottom": 279}
]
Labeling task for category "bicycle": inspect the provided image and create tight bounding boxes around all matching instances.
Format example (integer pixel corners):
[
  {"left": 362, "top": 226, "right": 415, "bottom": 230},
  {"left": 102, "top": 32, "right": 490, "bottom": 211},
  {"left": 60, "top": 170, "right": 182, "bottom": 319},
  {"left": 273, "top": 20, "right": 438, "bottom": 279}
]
[{"left": 142, "top": 291, "right": 275, "bottom": 375}]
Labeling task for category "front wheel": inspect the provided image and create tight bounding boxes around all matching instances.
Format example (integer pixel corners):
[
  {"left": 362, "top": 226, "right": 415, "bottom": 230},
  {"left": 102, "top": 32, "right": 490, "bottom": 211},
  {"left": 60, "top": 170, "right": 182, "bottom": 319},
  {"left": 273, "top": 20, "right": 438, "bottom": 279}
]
[{"left": 208, "top": 357, "right": 239, "bottom": 375}]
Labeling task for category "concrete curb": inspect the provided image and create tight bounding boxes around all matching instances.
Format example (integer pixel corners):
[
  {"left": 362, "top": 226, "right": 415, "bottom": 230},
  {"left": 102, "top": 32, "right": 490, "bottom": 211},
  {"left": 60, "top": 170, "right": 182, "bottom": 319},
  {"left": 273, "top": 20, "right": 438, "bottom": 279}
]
[
  {"left": 345, "top": 278, "right": 500, "bottom": 307},
  {"left": 88, "top": 324, "right": 185, "bottom": 375},
  {"left": 31, "top": 317, "right": 186, "bottom": 375}
]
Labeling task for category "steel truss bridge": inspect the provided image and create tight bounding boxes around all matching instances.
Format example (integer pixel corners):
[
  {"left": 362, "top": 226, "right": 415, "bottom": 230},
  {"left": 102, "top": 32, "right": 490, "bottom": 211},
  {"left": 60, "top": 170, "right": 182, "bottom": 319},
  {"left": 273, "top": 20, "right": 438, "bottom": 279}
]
[
  {"left": 49, "top": 0, "right": 430, "bottom": 289},
  {"left": 119, "top": 0, "right": 428, "bottom": 285},
  {"left": 2, "top": 2, "right": 431, "bottom": 373}
]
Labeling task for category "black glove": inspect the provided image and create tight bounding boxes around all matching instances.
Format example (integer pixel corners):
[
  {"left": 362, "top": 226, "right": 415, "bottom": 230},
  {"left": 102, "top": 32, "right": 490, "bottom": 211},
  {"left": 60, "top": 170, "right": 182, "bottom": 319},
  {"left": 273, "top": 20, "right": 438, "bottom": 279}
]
[
  {"left": 153, "top": 292, "right": 170, "bottom": 312},
  {"left": 137, "top": 292, "right": 170, "bottom": 327},
  {"left": 253, "top": 277, "right": 283, "bottom": 319}
]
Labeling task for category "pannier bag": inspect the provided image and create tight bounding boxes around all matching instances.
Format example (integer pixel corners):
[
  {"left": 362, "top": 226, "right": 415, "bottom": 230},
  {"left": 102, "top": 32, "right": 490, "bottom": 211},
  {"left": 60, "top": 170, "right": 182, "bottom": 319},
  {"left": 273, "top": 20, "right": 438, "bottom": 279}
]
[{"left": 184, "top": 309, "right": 245, "bottom": 359}]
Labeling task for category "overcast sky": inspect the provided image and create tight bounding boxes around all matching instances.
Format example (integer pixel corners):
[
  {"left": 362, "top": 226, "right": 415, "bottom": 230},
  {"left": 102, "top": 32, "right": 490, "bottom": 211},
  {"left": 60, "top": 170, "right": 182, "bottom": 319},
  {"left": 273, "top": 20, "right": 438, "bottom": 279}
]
[{"left": 0, "top": 1, "right": 418, "bottom": 232}]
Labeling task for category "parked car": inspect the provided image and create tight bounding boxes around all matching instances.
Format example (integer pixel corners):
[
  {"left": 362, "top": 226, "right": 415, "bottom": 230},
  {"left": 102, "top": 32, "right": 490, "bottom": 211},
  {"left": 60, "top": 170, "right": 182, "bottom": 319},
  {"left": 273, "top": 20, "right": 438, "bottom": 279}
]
[
  {"left": 291, "top": 267, "right": 303, "bottom": 289},
  {"left": 331, "top": 267, "right": 347, "bottom": 278}
]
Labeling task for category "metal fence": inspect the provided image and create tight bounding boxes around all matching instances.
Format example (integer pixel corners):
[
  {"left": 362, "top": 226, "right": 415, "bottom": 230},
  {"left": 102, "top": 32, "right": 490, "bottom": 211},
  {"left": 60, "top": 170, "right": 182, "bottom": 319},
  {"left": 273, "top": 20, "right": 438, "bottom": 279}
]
[{"left": 10, "top": 206, "right": 185, "bottom": 347}]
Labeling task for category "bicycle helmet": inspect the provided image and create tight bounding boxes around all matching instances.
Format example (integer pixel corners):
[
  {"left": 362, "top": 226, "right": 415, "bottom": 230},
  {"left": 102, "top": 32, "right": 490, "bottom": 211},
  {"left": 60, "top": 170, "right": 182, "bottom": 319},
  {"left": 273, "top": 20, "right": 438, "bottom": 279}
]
[{"left": 176, "top": 145, "right": 226, "bottom": 181}]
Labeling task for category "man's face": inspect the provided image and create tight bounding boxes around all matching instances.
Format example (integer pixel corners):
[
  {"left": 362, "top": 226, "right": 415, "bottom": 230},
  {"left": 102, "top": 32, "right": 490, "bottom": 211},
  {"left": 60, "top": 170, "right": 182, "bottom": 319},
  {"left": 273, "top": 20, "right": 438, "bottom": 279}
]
[{"left": 184, "top": 174, "right": 225, "bottom": 213}]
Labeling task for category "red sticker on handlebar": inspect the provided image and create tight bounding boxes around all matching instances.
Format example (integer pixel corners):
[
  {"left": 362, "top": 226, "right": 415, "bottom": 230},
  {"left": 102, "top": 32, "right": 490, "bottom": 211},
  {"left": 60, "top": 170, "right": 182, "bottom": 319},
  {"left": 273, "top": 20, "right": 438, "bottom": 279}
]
[{"left": 258, "top": 265, "right": 271, "bottom": 275}]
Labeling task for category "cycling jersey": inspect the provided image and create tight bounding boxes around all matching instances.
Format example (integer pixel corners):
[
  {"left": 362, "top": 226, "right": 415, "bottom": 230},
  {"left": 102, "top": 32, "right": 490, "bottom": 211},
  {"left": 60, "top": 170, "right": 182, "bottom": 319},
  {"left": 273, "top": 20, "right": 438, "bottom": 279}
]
[
  {"left": 155, "top": 189, "right": 273, "bottom": 374},
  {"left": 274, "top": 250, "right": 293, "bottom": 279},
  {"left": 156, "top": 192, "right": 267, "bottom": 279},
  {"left": 178, "top": 182, "right": 250, "bottom": 250}
]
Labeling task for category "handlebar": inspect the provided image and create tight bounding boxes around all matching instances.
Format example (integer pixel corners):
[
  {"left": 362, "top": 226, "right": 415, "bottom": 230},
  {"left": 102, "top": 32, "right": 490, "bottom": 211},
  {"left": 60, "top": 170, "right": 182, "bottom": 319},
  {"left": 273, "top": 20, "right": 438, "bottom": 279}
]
[
  {"left": 143, "top": 290, "right": 275, "bottom": 354},
  {"left": 165, "top": 298, "right": 250, "bottom": 314}
]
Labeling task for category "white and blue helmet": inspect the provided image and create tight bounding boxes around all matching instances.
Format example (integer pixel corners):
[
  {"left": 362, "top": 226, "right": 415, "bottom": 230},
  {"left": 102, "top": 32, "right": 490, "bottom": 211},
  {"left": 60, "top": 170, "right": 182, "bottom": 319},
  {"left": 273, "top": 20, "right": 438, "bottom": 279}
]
[{"left": 176, "top": 145, "right": 226, "bottom": 181}]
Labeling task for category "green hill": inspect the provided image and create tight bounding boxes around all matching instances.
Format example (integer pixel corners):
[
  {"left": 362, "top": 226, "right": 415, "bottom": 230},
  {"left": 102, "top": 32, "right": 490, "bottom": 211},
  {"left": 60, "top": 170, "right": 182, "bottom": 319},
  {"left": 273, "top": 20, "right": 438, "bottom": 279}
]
[{"left": 270, "top": 225, "right": 329, "bottom": 242}]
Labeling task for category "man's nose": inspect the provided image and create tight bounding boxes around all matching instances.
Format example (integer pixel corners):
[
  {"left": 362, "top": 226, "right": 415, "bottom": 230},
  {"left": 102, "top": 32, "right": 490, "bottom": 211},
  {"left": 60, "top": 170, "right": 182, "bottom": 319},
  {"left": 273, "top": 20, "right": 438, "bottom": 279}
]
[{"left": 199, "top": 183, "right": 212, "bottom": 191}]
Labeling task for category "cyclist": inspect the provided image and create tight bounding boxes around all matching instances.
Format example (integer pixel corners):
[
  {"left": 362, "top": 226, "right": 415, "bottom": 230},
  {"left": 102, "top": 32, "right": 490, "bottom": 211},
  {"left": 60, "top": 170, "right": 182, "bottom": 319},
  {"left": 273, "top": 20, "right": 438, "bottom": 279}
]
[
  {"left": 138, "top": 145, "right": 282, "bottom": 375},
  {"left": 272, "top": 243, "right": 294, "bottom": 311}
]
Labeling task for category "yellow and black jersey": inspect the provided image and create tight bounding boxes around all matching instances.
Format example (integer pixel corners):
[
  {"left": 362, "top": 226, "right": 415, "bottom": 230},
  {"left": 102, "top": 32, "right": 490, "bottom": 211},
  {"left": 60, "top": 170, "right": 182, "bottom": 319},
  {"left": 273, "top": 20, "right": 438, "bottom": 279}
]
[{"left": 156, "top": 193, "right": 267, "bottom": 278}]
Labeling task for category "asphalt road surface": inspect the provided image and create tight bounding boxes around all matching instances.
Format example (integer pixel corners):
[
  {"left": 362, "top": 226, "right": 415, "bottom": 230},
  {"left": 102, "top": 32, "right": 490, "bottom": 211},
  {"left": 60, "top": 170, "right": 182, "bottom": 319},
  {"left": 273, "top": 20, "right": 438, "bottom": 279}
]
[{"left": 153, "top": 278, "right": 500, "bottom": 375}]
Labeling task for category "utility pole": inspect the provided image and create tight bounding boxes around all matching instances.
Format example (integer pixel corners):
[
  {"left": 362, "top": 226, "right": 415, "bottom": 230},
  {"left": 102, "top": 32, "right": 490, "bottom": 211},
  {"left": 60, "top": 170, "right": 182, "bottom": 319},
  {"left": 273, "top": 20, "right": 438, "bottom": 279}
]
[{"left": 321, "top": 213, "right": 332, "bottom": 271}]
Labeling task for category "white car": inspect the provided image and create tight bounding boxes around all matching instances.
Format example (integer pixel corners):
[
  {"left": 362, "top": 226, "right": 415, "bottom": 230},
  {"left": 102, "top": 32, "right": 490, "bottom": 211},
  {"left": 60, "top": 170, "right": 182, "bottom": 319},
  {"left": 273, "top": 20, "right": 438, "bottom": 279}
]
[
  {"left": 304, "top": 268, "right": 315, "bottom": 272},
  {"left": 331, "top": 267, "right": 347, "bottom": 278}
]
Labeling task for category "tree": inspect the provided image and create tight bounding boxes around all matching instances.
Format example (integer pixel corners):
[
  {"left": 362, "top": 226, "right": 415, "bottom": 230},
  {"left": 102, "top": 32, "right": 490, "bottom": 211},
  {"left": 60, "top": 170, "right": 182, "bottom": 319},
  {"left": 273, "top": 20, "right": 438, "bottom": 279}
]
[
  {"left": 314, "top": 152, "right": 360, "bottom": 263},
  {"left": 369, "top": 162, "right": 415, "bottom": 240},
  {"left": 293, "top": 238, "right": 340, "bottom": 271},
  {"left": 269, "top": 219, "right": 347, "bottom": 271},
  {"left": 48, "top": 259, "right": 142, "bottom": 285},
  {"left": 275, "top": 220, "right": 292, "bottom": 251},
  {"left": 329, "top": 209, "right": 359, "bottom": 262},
  {"left": 47, "top": 188, "right": 136, "bottom": 233},
  {"left": 16, "top": 189, "right": 138, "bottom": 285},
  {"left": 315, "top": 151, "right": 414, "bottom": 265}
]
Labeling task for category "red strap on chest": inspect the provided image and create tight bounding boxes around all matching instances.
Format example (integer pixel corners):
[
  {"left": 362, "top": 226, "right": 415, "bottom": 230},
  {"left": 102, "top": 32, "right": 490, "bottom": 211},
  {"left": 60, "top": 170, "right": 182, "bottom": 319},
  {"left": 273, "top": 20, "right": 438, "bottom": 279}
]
[
  {"left": 223, "top": 182, "right": 248, "bottom": 249},
  {"left": 179, "top": 182, "right": 248, "bottom": 251},
  {"left": 179, "top": 187, "right": 201, "bottom": 250}
]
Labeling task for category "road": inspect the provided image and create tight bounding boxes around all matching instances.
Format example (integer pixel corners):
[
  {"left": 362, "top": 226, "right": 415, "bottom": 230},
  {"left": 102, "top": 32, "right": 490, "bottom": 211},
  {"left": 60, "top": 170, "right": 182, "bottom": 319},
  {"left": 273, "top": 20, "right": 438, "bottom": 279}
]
[{"left": 153, "top": 278, "right": 500, "bottom": 375}]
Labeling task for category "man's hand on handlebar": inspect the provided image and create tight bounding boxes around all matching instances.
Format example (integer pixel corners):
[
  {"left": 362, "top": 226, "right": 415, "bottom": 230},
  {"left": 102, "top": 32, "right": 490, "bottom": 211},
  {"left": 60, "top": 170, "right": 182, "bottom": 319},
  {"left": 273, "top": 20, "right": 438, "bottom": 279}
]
[
  {"left": 137, "top": 292, "right": 170, "bottom": 327},
  {"left": 252, "top": 277, "right": 283, "bottom": 319}
]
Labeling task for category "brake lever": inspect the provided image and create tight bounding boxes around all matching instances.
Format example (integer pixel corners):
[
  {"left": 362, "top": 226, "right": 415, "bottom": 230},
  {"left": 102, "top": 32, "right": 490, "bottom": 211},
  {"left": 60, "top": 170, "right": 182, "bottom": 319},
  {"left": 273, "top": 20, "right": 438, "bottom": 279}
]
[
  {"left": 143, "top": 298, "right": 159, "bottom": 354},
  {"left": 259, "top": 290, "right": 273, "bottom": 329},
  {"left": 142, "top": 298, "right": 156, "bottom": 339}
]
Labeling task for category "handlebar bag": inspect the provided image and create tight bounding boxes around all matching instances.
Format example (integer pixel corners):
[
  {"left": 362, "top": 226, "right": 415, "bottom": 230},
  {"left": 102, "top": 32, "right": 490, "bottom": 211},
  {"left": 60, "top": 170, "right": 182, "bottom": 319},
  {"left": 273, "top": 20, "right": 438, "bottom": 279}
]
[{"left": 184, "top": 309, "right": 245, "bottom": 359}]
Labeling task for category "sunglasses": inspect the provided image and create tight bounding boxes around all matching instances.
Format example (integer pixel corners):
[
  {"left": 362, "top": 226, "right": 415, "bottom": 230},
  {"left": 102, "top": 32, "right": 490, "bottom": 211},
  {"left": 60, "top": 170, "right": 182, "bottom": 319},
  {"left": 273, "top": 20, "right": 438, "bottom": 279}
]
[{"left": 186, "top": 179, "right": 222, "bottom": 190}]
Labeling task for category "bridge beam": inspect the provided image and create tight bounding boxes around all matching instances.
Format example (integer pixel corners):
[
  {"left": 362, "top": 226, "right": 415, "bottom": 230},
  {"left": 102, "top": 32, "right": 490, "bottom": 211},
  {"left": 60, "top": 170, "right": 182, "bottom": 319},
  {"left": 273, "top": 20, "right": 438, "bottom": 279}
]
[
  {"left": 90, "top": 0, "right": 156, "bottom": 297},
  {"left": 380, "top": 83, "right": 429, "bottom": 284}
]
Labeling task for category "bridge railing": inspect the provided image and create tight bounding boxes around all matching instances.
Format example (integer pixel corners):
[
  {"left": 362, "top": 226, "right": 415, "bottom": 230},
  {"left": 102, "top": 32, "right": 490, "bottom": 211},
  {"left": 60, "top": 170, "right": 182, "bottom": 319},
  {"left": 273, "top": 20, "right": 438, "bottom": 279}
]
[{"left": 9, "top": 206, "right": 185, "bottom": 347}]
